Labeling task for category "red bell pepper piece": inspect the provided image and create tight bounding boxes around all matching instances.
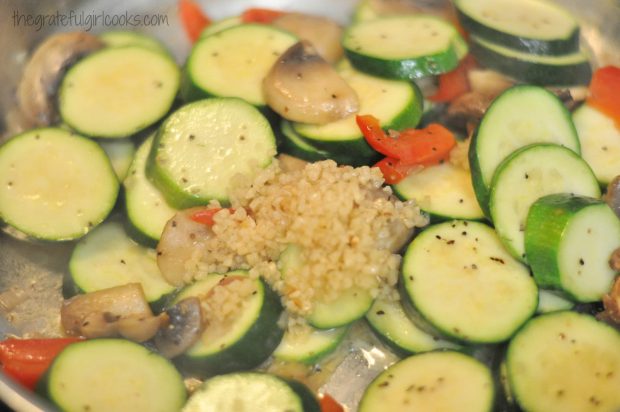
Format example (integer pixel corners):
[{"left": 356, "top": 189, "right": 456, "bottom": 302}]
[
  {"left": 179, "top": 0, "right": 211, "bottom": 43},
  {"left": 241, "top": 8, "right": 286, "bottom": 24},
  {"left": 428, "top": 54, "right": 477, "bottom": 103},
  {"left": 396, "top": 124, "right": 457, "bottom": 167},
  {"left": 319, "top": 393, "right": 345, "bottom": 412},
  {"left": 0, "top": 338, "right": 83, "bottom": 389},
  {"left": 587, "top": 66, "right": 620, "bottom": 129},
  {"left": 190, "top": 207, "right": 238, "bottom": 226},
  {"left": 373, "top": 157, "right": 419, "bottom": 184}
]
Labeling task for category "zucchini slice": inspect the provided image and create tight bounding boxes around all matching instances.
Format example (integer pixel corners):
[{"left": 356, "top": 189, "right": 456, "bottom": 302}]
[
  {"left": 489, "top": 144, "right": 601, "bottom": 262},
  {"left": 525, "top": 194, "right": 620, "bottom": 302},
  {"left": 147, "top": 98, "right": 277, "bottom": 208},
  {"left": 292, "top": 61, "right": 422, "bottom": 166},
  {"left": 469, "top": 85, "right": 581, "bottom": 216},
  {"left": 41, "top": 339, "right": 186, "bottom": 412},
  {"left": 507, "top": 311, "right": 620, "bottom": 412},
  {"left": 59, "top": 46, "right": 180, "bottom": 138},
  {"left": 182, "top": 372, "right": 319, "bottom": 412},
  {"left": 182, "top": 24, "right": 297, "bottom": 106},
  {"left": 199, "top": 16, "right": 242, "bottom": 39},
  {"left": 274, "top": 325, "right": 348, "bottom": 365},
  {"left": 124, "top": 135, "right": 177, "bottom": 246},
  {"left": 173, "top": 272, "right": 284, "bottom": 378},
  {"left": 343, "top": 15, "right": 468, "bottom": 79},
  {"left": 401, "top": 220, "right": 537, "bottom": 343},
  {"left": 573, "top": 104, "right": 620, "bottom": 186},
  {"left": 393, "top": 161, "right": 484, "bottom": 221},
  {"left": 68, "top": 221, "right": 175, "bottom": 309},
  {"left": 99, "top": 138, "right": 135, "bottom": 181},
  {"left": 536, "top": 290, "right": 574, "bottom": 314},
  {"left": 469, "top": 35, "right": 592, "bottom": 86},
  {"left": 99, "top": 30, "right": 170, "bottom": 55},
  {"left": 0, "top": 128, "right": 118, "bottom": 241},
  {"left": 454, "top": 0, "right": 580, "bottom": 55},
  {"left": 279, "top": 120, "right": 329, "bottom": 163},
  {"left": 359, "top": 351, "right": 495, "bottom": 412},
  {"left": 365, "top": 298, "right": 460, "bottom": 355}
]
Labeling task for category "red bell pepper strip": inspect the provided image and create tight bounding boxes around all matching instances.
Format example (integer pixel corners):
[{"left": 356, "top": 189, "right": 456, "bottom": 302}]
[
  {"left": 373, "top": 157, "right": 419, "bottom": 185},
  {"left": 319, "top": 393, "right": 345, "bottom": 412},
  {"left": 190, "top": 207, "right": 226, "bottom": 226},
  {"left": 587, "top": 66, "right": 620, "bottom": 129},
  {"left": 241, "top": 8, "right": 287, "bottom": 24},
  {"left": 179, "top": 0, "right": 211, "bottom": 43},
  {"left": 428, "top": 54, "right": 477, "bottom": 103},
  {"left": 0, "top": 338, "right": 83, "bottom": 389}
]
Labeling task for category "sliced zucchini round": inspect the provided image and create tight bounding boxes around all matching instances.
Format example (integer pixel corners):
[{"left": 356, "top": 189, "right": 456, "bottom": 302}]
[
  {"left": 98, "top": 138, "right": 135, "bottom": 181},
  {"left": 393, "top": 161, "right": 484, "bottom": 221},
  {"left": 292, "top": 61, "right": 422, "bottom": 166},
  {"left": 469, "top": 35, "right": 592, "bottom": 86},
  {"left": 507, "top": 311, "right": 620, "bottom": 412},
  {"left": 41, "top": 339, "right": 186, "bottom": 412},
  {"left": 536, "top": 289, "right": 574, "bottom": 314},
  {"left": 469, "top": 85, "right": 581, "bottom": 216},
  {"left": 0, "top": 128, "right": 118, "bottom": 241},
  {"left": 401, "top": 220, "right": 537, "bottom": 343},
  {"left": 454, "top": 0, "right": 580, "bottom": 55},
  {"left": 146, "top": 98, "right": 276, "bottom": 208},
  {"left": 182, "top": 24, "right": 297, "bottom": 106},
  {"left": 525, "top": 194, "right": 620, "bottom": 302},
  {"left": 182, "top": 372, "right": 319, "bottom": 412},
  {"left": 274, "top": 325, "right": 348, "bottom": 365},
  {"left": 279, "top": 120, "right": 329, "bottom": 163},
  {"left": 359, "top": 351, "right": 495, "bottom": 412},
  {"left": 365, "top": 298, "right": 460, "bottom": 355},
  {"left": 99, "top": 30, "right": 170, "bottom": 55},
  {"left": 489, "top": 144, "right": 601, "bottom": 262},
  {"left": 199, "top": 16, "right": 242, "bottom": 39},
  {"left": 573, "top": 104, "right": 620, "bottom": 186},
  {"left": 343, "top": 15, "right": 468, "bottom": 79},
  {"left": 59, "top": 46, "right": 180, "bottom": 138},
  {"left": 124, "top": 135, "right": 177, "bottom": 246},
  {"left": 68, "top": 221, "right": 175, "bottom": 309},
  {"left": 173, "top": 272, "right": 284, "bottom": 378}
]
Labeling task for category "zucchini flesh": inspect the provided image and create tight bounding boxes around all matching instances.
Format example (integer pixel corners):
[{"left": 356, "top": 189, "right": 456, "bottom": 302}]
[
  {"left": 393, "top": 161, "right": 484, "bottom": 221},
  {"left": 182, "top": 24, "right": 297, "bottom": 105},
  {"left": 489, "top": 144, "right": 600, "bottom": 262},
  {"left": 59, "top": 46, "right": 179, "bottom": 138},
  {"left": 99, "top": 138, "right": 135, "bottom": 181},
  {"left": 182, "top": 372, "right": 317, "bottom": 412},
  {"left": 525, "top": 194, "right": 620, "bottom": 302},
  {"left": 274, "top": 325, "right": 348, "bottom": 364},
  {"left": 469, "top": 85, "right": 581, "bottom": 215},
  {"left": 573, "top": 104, "right": 620, "bottom": 186},
  {"left": 99, "top": 30, "right": 170, "bottom": 55},
  {"left": 68, "top": 221, "right": 175, "bottom": 306},
  {"left": 124, "top": 135, "right": 177, "bottom": 245},
  {"left": 199, "top": 16, "right": 242, "bottom": 39},
  {"left": 507, "top": 311, "right": 620, "bottom": 412},
  {"left": 536, "top": 290, "right": 574, "bottom": 314},
  {"left": 0, "top": 128, "right": 118, "bottom": 241},
  {"left": 43, "top": 339, "right": 186, "bottom": 412},
  {"left": 402, "top": 220, "right": 537, "bottom": 343},
  {"left": 454, "top": 0, "right": 579, "bottom": 55},
  {"left": 366, "top": 299, "right": 460, "bottom": 355},
  {"left": 359, "top": 351, "right": 495, "bottom": 412},
  {"left": 279, "top": 120, "right": 329, "bottom": 163},
  {"left": 147, "top": 98, "right": 276, "bottom": 208},
  {"left": 343, "top": 15, "right": 467, "bottom": 79}
]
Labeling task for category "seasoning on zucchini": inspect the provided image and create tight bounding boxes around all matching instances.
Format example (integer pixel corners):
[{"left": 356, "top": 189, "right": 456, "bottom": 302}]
[
  {"left": 489, "top": 144, "right": 600, "bottom": 262},
  {"left": 0, "top": 128, "right": 118, "bottom": 241},
  {"left": 469, "top": 85, "right": 581, "bottom": 216},
  {"left": 507, "top": 311, "right": 620, "bottom": 412},
  {"left": 59, "top": 46, "right": 180, "bottom": 138},
  {"left": 146, "top": 98, "right": 277, "bottom": 208},
  {"left": 401, "top": 220, "right": 538, "bottom": 343},
  {"left": 525, "top": 193, "right": 620, "bottom": 302},
  {"left": 359, "top": 351, "right": 495, "bottom": 412},
  {"left": 343, "top": 15, "right": 468, "bottom": 79}
]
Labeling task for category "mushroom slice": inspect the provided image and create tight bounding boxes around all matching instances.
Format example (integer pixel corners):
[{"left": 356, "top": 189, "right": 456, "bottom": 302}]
[
  {"left": 61, "top": 283, "right": 155, "bottom": 339},
  {"left": 604, "top": 176, "right": 620, "bottom": 219},
  {"left": 17, "top": 32, "right": 104, "bottom": 127},
  {"left": 263, "top": 41, "right": 359, "bottom": 124},
  {"left": 598, "top": 276, "right": 620, "bottom": 328},
  {"left": 155, "top": 297, "right": 205, "bottom": 358},
  {"left": 272, "top": 13, "right": 344, "bottom": 63}
]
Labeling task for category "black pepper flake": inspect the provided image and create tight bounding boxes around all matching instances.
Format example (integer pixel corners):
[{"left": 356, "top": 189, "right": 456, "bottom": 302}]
[
  {"left": 471, "top": 264, "right": 478, "bottom": 269},
  {"left": 559, "top": 332, "right": 566, "bottom": 340},
  {"left": 435, "top": 235, "right": 442, "bottom": 240},
  {"left": 525, "top": 173, "right": 529, "bottom": 179},
  {"left": 376, "top": 310, "right": 385, "bottom": 315},
  {"left": 120, "top": 259, "right": 126, "bottom": 265},
  {"left": 87, "top": 221, "right": 93, "bottom": 228},
  {"left": 556, "top": 390, "right": 564, "bottom": 397},
  {"left": 7, "top": 181, "right": 13, "bottom": 187},
  {"left": 331, "top": 94, "right": 338, "bottom": 99},
  {"left": 417, "top": 386, "right": 426, "bottom": 392},
  {"left": 461, "top": 231, "right": 467, "bottom": 236},
  {"left": 252, "top": 290, "right": 257, "bottom": 295},
  {"left": 409, "top": 276, "right": 414, "bottom": 281},
  {"left": 490, "top": 257, "right": 505, "bottom": 264},
  {"left": 34, "top": 134, "right": 40, "bottom": 140},
  {"left": 212, "top": 52, "right": 219, "bottom": 57},
  {"left": 171, "top": 220, "right": 177, "bottom": 228},
  {"left": 189, "top": 134, "right": 195, "bottom": 141},
  {"left": 406, "top": 384, "right": 416, "bottom": 392},
  {"left": 154, "top": 80, "right": 163, "bottom": 88},
  {"left": 579, "top": 258, "right": 585, "bottom": 265},
  {"left": 446, "top": 240, "right": 455, "bottom": 245},
  {"left": 182, "top": 177, "right": 188, "bottom": 183},
  {"left": 459, "top": 198, "right": 464, "bottom": 203},
  {"left": 157, "top": 251, "right": 163, "bottom": 256},
  {"left": 239, "top": 135, "right": 245, "bottom": 141},
  {"left": 378, "top": 381, "right": 389, "bottom": 388}
]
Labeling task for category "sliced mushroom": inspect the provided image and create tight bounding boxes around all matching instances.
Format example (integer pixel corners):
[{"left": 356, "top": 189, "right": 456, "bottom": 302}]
[
  {"left": 272, "top": 13, "right": 344, "bottom": 63},
  {"left": 17, "top": 32, "right": 104, "bottom": 127},
  {"left": 157, "top": 208, "right": 215, "bottom": 287},
  {"left": 597, "top": 276, "right": 620, "bottom": 329},
  {"left": 604, "top": 176, "right": 620, "bottom": 219},
  {"left": 61, "top": 283, "right": 159, "bottom": 341},
  {"left": 277, "top": 154, "right": 308, "bottom": 172},
  {"left": 446, "top": 92, "right": 497, "bottom": 129},
  {"left": 154, "top": 297, "right": 205, "bottom": 358},
  {"left": 263, "top": 41, "right": 359, "bottom": 124}
]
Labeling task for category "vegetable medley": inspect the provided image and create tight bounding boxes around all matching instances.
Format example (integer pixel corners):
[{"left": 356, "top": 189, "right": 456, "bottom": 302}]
[{"left": 0, "top": 0, "right": 620, "bottom": 411}]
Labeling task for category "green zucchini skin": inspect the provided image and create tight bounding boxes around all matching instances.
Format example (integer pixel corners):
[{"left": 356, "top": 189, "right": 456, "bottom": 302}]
[
  {"left": 469, "top": 35, "right": 592, "bottom": 86},
  {"left": 274, "top": 326, "right": 348, "bottom": 365},
  {"left": 175, "top": 279, "right": 284, "bottom": 378},
  {"left": 525, "top": 193, "right": 620, "bottom": 302}
]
